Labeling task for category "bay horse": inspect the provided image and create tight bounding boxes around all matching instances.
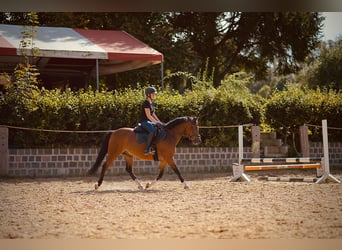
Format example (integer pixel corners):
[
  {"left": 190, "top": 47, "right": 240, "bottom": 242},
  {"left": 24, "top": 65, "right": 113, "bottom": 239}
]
[{"left": 87, "top": 116, "right": 201, "bottom": 190}]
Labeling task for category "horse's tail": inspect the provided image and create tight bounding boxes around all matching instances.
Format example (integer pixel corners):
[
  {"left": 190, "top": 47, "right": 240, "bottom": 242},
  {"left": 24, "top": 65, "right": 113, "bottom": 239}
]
[{"left": 87, "top": 132, "right": 111, "bottom": 176}]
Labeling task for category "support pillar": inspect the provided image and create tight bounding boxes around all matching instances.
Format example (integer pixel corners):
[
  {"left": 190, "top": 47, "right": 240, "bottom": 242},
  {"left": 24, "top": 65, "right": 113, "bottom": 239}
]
[
  {"left": 251, "top": 126, "right": 260, "bottom": 158},
  {"left": 299, "top": 125, "right": 309, "bottom": 157},
  {"left": 0, "top": 126, "right": 8, "bottom": 175}
]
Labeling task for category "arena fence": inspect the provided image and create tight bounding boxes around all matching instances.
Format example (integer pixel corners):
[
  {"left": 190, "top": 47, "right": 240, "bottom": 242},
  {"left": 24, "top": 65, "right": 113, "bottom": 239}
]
[
  {"left": 0, "top": 121, "right": 342, "bottom": 178},
  {"left": 2, "top": 141, "right": 250, "bottom": 177}
]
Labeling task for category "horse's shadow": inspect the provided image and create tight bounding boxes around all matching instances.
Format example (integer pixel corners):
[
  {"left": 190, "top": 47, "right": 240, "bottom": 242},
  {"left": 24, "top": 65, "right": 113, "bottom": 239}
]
[{"left": 71, "top": 188, "right": 164, "bottom": 195}]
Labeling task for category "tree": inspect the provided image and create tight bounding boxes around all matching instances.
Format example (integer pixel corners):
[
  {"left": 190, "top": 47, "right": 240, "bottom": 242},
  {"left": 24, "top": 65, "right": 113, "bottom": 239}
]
[
  {"left": 171, "top": 12, "right": 323, "bottom": 86},
  {"left": 2, "top": 12, "right": 323, "bottom": 90},
  {"left": 12, "top": 12, "right": 40, "bottom": 89},
  {"left": 306, "top": 39, "right": 342, "bottom": 90}
]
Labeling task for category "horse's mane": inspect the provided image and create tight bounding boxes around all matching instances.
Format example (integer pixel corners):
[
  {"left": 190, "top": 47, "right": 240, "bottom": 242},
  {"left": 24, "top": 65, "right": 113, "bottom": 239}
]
[{"left": 164, "top": 116, "right": 188, "bottom": 129}]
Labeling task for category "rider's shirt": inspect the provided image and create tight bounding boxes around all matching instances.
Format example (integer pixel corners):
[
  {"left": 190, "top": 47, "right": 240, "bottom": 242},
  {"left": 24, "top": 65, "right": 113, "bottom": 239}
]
[{"left": 139, "top": 100, "right": 155, "bottom": 123}]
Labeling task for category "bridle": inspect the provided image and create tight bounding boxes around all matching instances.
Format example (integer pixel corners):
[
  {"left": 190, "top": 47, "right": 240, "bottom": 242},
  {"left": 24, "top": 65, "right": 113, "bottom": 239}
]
[{"left": 186, "top": 117, "right": 201, "bottom": 144}]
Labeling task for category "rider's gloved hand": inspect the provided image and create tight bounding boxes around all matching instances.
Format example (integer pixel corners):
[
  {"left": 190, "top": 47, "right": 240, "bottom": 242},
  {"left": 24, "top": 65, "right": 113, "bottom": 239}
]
[{"left": 156, "top": 121, "right": 165, "bottom": 128}]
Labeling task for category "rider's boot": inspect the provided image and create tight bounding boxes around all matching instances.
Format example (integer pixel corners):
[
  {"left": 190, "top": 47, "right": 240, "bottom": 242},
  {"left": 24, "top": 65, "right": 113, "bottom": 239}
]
[{"left": 144, "top": 132, "right": 155, "bottom": 155}]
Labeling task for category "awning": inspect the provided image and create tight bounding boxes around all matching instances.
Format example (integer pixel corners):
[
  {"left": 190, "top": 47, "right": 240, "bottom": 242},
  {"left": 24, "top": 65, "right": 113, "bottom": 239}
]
[{"left": 0, "top": 24, "right": 164, "bottom": 87}]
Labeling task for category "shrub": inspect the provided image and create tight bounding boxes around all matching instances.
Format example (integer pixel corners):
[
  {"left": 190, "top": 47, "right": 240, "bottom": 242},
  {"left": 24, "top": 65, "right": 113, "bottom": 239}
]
[
  {"left": 264, "top": 84, "right": 342, "bottom": 142},
  {"left": 0, "top": 76, "right": 263, "bottom": 147}
]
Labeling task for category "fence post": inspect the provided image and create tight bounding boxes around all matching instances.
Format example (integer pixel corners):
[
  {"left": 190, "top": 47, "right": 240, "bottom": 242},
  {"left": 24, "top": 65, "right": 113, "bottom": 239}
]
[
  {"left": 299, "top": 125, "right": 309, "bottom": 157},
  {"left": 251, "top": 126, "right": 260, "bottom": 158},
  {"left": 322, "top": 119, "right": 330, "bottom": 174},
  {"left": 0, "top": 126, "right": 8, "bottom": 175},
  {"left": 316, "top": 119, "right": 341, "bottom": 183},
  {"left": 230, "top": 125, "right": 251, "bottom": 182},
  {"left": 238, "top": 125, "right": 243, "bottom": 164}
]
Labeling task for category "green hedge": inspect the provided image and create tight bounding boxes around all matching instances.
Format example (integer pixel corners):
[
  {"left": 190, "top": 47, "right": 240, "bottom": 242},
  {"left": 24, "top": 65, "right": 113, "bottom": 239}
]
[
  {"left": 0, "top": 75, "right": 263, "bottom": 147},
  {"left": 1, "top": 78, "right": 341, "bottom": 148},
  {"left": 264, "top": 85, "right": 342, "bottom": 142}
]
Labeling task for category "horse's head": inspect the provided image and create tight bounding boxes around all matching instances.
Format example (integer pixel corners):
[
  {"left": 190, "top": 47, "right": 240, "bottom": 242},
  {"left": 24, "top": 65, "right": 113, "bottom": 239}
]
[{"left": 185, "top": 116, "right": 202, "bottom": 145}]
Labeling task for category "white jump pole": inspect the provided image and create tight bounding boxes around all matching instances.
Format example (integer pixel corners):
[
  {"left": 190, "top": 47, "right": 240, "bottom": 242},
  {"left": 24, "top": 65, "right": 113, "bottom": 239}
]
[
  {"left": 323, "top": 119, "right": 330, "bottom": 174},
  {"left": 230, "top": 125, "right": 250, "bottom": 182},
  {"left": 316, "top": 119, "right": 341, "bottom": 183},
  {"left": 230, "top": 120, "right": 340, "bottom": 183},
  {"left": 238, "top": 125, "right": 243, "bottom": 164}
]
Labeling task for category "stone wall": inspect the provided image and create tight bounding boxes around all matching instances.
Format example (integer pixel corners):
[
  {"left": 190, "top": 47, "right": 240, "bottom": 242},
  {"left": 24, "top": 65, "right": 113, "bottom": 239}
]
[
  {"left": 7, "top": 147, "right": 252, "bottom": 177},
  {"left": 309, "top": 142, "right": 342, "bottom": 166},
  {"left": 4, "top": 142, "right": 341, "bottom": 177}
]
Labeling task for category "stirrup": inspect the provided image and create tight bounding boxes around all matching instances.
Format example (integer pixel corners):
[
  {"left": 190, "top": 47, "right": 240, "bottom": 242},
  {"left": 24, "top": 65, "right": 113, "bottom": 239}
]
[{"left": 144, "top": 147, "right": 155, "bottom": 155}]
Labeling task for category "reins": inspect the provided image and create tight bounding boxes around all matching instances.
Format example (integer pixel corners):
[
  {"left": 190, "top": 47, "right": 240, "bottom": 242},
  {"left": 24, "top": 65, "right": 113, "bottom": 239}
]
[{"left": 165, "top": 116, "right": 200, "bottom": 144}]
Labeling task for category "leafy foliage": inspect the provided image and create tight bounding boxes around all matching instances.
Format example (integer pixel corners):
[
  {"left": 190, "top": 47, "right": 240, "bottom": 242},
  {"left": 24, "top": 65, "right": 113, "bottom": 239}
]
[
  {"left": 307, "top": 39, "right": 342, "bottom": 90},
  {"left": 1, "top": 74, "right": 341, "bottom": 148},
  {"left": 171, "top": 12, "right": 322, "bottom": 86},
  {"left": 14, "top": 12, "right": 40, "bottom": 88},
  {"left": 1, "top": 12, "right": 323, "bottom": 90},
  {"left": 0, "top": 72, "right": 264, "bottom": 147},
  {"left": 264, "top": 84, "right": 342, "bottom": 142}
]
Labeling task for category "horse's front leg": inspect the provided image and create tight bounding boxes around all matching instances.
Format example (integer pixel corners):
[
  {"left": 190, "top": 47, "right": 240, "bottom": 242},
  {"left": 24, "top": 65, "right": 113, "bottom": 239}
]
[
  {"left": 169, "top": 159, "right": 189, "bottom": 189},
  {"left": 145, "top": 161, "right": 166, "bottom": 189}
]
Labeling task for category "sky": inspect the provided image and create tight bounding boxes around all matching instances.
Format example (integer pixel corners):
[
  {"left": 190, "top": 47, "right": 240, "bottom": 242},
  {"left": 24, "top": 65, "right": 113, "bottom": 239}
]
[{"left": 322, "top": 12, "right": 342, "bottom": 41}]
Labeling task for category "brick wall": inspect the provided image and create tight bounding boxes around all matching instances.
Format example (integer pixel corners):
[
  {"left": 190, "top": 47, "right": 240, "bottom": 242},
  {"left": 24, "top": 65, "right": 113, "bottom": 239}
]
[
  {"left": 309, "top": 142, "right": 342, "bottom": 166},
  {"left": 6, "top": 142, "right": 341, "bottom": 177},
  {"left": 7, "top": 147, "right": 252, "bottom": 177}
]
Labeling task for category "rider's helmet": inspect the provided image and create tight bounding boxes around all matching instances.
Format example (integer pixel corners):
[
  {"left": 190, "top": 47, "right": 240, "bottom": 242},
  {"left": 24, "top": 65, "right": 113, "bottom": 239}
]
[{"left": 145, "top": 87, "right": 157, "bottom": 96}]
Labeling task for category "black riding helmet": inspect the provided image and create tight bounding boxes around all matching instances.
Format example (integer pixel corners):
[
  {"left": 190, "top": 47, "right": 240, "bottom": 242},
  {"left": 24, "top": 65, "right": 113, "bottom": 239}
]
[{"left": 145, "top": 87, "right": 157, "bottom": 96}]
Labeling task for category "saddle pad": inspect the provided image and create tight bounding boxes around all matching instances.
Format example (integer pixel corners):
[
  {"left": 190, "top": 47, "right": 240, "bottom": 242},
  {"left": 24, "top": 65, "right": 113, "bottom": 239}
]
[{"left": 134, "top": 126, "right": 166, "bottom": 145}]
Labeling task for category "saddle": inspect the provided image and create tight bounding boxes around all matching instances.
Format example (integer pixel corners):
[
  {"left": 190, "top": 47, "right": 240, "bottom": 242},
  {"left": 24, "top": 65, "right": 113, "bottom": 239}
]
[{"left": 133, "top": 123, "right": 166, "bottom": 153}]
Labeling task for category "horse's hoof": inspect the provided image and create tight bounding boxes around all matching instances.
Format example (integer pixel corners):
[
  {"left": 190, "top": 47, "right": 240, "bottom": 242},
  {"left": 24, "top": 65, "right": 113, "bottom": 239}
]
[
  {"left": 134, "top": 179, "right": 144, "bottom": 190},
  {"left": 145, "top": 182, "right": 151, "bottom": 189},
  {"left": 183, "top": 181, "right": 189, "bottom": 189},
  {"left": 95, "top": 183, "right": 99, "bottom": 190}
]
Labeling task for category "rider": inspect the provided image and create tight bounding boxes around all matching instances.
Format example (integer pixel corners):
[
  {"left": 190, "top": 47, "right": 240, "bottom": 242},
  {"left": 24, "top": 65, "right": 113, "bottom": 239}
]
[{"left": 139, "top": 87, "right": 163, "bottom": 155}]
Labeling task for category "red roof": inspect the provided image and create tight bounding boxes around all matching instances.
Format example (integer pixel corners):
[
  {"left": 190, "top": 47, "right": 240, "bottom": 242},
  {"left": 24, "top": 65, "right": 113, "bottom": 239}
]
[
  {"left": 74, "top": 28, "right": 162, "bottom": 61},
  {"left": 0, "top": 24, "right": 163, "bottom": 79}
]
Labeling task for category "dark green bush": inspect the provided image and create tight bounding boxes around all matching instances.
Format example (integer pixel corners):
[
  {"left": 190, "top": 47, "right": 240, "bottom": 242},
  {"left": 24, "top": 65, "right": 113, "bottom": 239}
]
[
  {"left": 0, "top": 73, "right": 263, "bottom": 148},
  {"left": 264, "top": 85, "right": 342, "bottom": 142},
  {"left": 6, "top": 73, "right": 341, "bottom": 148},
  {"left": 196, "top": 74, "right": 263, "bottom": 146}
]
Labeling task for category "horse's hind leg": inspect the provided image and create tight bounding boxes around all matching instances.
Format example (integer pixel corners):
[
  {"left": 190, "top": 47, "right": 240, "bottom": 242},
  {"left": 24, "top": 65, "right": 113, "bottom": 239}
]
[
  {"left": 123, "top": 153, "right": 144, "bottom": 190},
  {"left": 95, "top": 151, "right": 119, "bottom": 190},
  {"left": 95, "top": 162, "right": 107, "bottom": 190}
]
